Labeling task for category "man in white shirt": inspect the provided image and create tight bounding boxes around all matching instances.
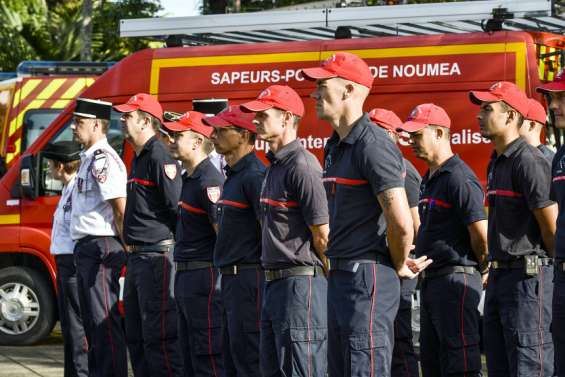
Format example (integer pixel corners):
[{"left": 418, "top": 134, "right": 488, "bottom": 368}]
[
  {"left": 45, "top": 140, "right": 87, "bottom": 377},
  {"left": 70, "top": 98, "right": 128, "bottom": 377}
]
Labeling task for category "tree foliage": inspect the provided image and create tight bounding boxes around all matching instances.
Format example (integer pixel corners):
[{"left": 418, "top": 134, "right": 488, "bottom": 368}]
[{"left": 0, "top": 0, "right": 161, "bottom": 72}]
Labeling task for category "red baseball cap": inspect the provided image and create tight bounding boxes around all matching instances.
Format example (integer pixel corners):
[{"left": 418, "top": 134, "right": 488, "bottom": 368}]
[
  {"left": 398, "top": 103, "right": 451, "bottom": 133},
  {"left": 163, "top": 111, "right": 213, "bottom": 138},
  {"left": 113, "top": 93, "right": 164, "bottom": 123},
  {"left": 240, "top": 85, "right": 304, "bottom": 117},
  {"left": 469, "top": 81, "right": 529, "bottom": 116},
  {"left": 368, "top": 108, "right": 402, "bottom": 133},
  {"left": 525, "top": 99, "right": 547, "bottom": 124},
  {"left": 300, "top": 52, "right": 374, "bottom": 89},
  {"left": 537, "top": 69, "right": 565, "bottom": 93},
  {"left": 203, "top": 106, "right": 256, "bottom": 133}
]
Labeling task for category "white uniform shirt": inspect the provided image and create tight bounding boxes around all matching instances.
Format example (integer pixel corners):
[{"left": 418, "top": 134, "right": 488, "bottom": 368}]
[
  {"left": 70, "top": 137, "right": 127, "bottom": 240},
  {"left": 50, "top": 176, "right": 77, "bottom": 255}
]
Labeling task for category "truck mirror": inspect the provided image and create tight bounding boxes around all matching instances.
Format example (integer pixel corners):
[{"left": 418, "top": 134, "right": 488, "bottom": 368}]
[{"left": 19, "top": 154, "right": 39, "bottom": 199}]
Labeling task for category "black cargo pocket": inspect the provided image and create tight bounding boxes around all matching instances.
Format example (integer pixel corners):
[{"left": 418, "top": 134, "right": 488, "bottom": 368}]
[
  {"left": 445, "top": 334, "right": 481, "bottom": 374},
  {"left": 515, "top": 330, "right": 553, "bottom": 376},
  {"left": 192, "top": 318, "right": 222, "bottom": 356},
  {"left": 144, "top": 299, "right": 178, "bottom": 342},
  {"left": 242, "top": 320, "right": 260, "bottom": 366},
  {"left": 349, "top": 332, "right": 389, "bottom": 377},
  {"left": 289, "top": 327, "right": 327, "bottom": 377}
]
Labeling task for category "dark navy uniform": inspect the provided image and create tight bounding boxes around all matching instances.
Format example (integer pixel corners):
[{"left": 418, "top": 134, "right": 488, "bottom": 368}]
[
  {"left": 416, "top": 155, "right": 485, "bottom": 377},
  {"left": 391, "top": 159, "right": 420, "bottom": 377},
  {"left": 551, "top": 145, "right": 565, "bottom": 376},
  {"left": 71, "top": 137, "right": 128, "bottom": 377},
  {"left": 259, "top": 140, "right": 329, "bottom": 377},
  {"left": 538, "top": 144, "right": 555, "bottom": 164},
  {"left": 174, "top": 157, "right": 225, "bottom": 377},
  {"left": 484, "top": 138, "right": 554, "bottom": 377},
  {"left": 324, "top": 113, "right": 403, "bottom": 377},
  {"left": 214, "top": 152, "right": 265, "bottom": 377},
  {"left": 122, "top": 135, "right": 183, "bottom": 377}
]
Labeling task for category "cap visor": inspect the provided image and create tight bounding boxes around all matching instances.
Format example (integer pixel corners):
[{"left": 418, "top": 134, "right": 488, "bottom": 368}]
[
  {"left": 536, "top": 82, "right": 565, "bottom": 93},
  {"left": 300, "top": 67, "right": 337, "bottom": 81},
  {"left": 469, "top": 91, "right": 499, "bottom": 105},
  {"left": 397, "top": 121, "right": 427, "bottom": 133},
  {"left": 240, "top": 100, "right": 273, "bottom": 113},
  {"left": 163, "top": 121, "right": 189, "bottom": 132},
  {"left": 203, "top": 115, "right": 231, "bottom": 128},
  {"left": 113, "top": 103, "right": 139, "bottom": 113}
]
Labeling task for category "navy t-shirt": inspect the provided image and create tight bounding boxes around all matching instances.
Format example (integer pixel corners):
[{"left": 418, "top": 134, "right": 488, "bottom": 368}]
[
  {"left": 214, "top": 152, "right": 266, "bottom": 267},
  {"left": 260, "top": 140, "right": 329, "bottom": 269},
  {"left": 324, "top": 113, "right": 405, "bottom": 260},
  {"left": 416, "top": 155, "right": 486, "bottom": 269},
  {"left": 174, "top": 158, "right": 225, "bottom": 263},
  {"left": 487, "top": 138, "right": 553, "bottom": 261},
  {"left": 404, "top": 158, "right": 421, "bottom": 208},
  {"left": 551, "top": 145, "right": 565, "bottom": 260}
]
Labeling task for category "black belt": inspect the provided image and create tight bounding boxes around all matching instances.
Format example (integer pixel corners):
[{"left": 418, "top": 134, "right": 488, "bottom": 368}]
[
  {"left": 128, "top": 239, "right": 174, "bottom": 253},
  {"left": 76, "top": 235, "right": 117, "bottom": 244},
  {"left": 421, "top": 265, "right": 476, "bottom": 280},
  {"left": 176, "top": 261, "right": 213, "bottom": 272},
  {"left": 220, "top": 264, "right": 261, "bottom": 275},
  {"left": 491, "top": 258, "right": 552, "bottom": 270},
  {"left": 264, "top": 266, "right": 323, "bottom": 282},
  {"left": 328, "top": 255, "right": 390, "bottom": 272}
]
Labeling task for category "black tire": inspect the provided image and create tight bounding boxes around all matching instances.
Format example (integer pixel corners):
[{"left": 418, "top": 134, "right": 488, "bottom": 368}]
[{"left": 0, "top": 266, "right": 57, "bottom": 345}]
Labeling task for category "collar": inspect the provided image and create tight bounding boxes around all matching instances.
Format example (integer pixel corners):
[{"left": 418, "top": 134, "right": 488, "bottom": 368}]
[
  {"left": 425, "top": 154, "right": 460, "bottom": 181},
  {"left": 266, "top": 139, "right": 301, "bottom": 164},
  {"left": 139, "top": 135, "right": 159, "bottom": 156},
  {"left": 338, "top": 113, "right": 371, "bottom": 145},
  {"left": 225, "top": 151, "right": 255, "bottom": 176},
  {"left": 501, "top": 137, "right": 526, "bottom": 158},
  {"left": 188, "top": 157, "right": 212, "bottom": 179},
  {"left": 81, "top": 137, "right": 110, "bottom": 159}
]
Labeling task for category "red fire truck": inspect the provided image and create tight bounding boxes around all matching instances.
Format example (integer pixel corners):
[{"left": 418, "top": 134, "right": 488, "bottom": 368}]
[{"left": 0, "top": 1, "right": 563, "bottom": 345}]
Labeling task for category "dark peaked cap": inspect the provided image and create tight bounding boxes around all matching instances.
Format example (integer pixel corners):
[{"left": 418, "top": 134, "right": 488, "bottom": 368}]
[
  {"left": 43, "top": 140, "right": 82, "bottom": 162},
  {"left": 73, "top": 97, "right": 112, "bottom": 120}
]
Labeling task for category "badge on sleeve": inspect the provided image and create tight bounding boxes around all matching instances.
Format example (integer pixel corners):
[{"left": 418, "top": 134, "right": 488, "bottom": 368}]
[
  {"left": 164, "top": 164, "right": 177, "bottom": 180},
  {"left": 206, "top": 186, "right": 221, "bottom": 203},
  {"left": 91, "top": 150, "right": 109, "bottom": 183}
]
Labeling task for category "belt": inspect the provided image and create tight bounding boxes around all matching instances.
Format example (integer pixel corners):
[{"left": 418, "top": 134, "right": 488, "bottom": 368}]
[
  {"left": 220, "top": 264, "right": 261, "bottom": 275},
  {"left": 176, "top": 261, "right": 213, "bottom": 272},
  {"left": 491, "top": 258, "right": 552, "bottom": 270},
  {"left": 264, "top": 266, "right": 323, "bottom": 282},
  {"left": 421, "top": 265, "right": 476, "bottom": 280},
  {"left": 328, "top": 255, "right": 389, "bottom": 272},
  {"left": 128, "top": 239, "right": 174, "bottom": 253}
]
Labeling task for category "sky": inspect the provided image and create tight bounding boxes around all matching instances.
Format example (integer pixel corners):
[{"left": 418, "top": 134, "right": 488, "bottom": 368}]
[{"left": 159, "top": 0, "right": 202, "bottom": 17}]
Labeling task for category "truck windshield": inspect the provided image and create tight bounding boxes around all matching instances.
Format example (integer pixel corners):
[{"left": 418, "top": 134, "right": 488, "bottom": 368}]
[{"left": 22, "top": 109, "right": 63, "bottom": 151}]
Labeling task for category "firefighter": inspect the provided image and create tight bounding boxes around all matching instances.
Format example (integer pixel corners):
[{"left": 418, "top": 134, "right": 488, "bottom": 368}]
[
  {"left": 470, "top": 81, "right": 556, "bottom": 377},
  {"left": 69, "top": 97, "right": 128, "bottom": 377},
  {"left": 113, "top": 93, "right": 184, "bottom": 377},
  {"left": 300, "top": 52, "right": 430, "bottom": 377},
  {"left": 519, "top": 98, "right": 554, "bottom": 163},
  {"left": 537, "top": 68, "right": 565, "bottom": 376},
  {"left": 166, "top": 111, "right": 225, "bottom": 377},
  {"left": 44, "top": 140, "right": 88, "bottom": 377},
  {"left": 240, "top": 85, "right": 329, "bottom": 376},
  {"left": 368, "top": 108, "right": 421, "bottom": 377},
  {"left": 398, "top": 103, "right": 488, "bottom": 377},
  {"left": 204, "top": 106, "right": 266, "bottom": 377}
]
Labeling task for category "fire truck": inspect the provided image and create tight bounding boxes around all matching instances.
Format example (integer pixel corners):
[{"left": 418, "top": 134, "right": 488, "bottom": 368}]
[{"left": 0, "top": 0, "right": 563, "bottom": 345}]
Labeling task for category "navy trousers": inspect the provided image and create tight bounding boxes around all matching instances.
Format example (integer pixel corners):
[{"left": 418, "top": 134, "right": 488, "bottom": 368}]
[
  {"left": 484, "top": 266, "right": 554, "bottom": 377},
  {"left": 260, "top": 274, "right": 328, "bottom": 377},
  {"left": 74, "top": 236, "right": 128, "bottom": 377},
  {"left": 553, "top": 266, "right": 565, "bottom": 376},
  {"left": 124, "top": 251, "right": 183, "bottom": 377},
  {"left": 55, "top": 254, "right": 88, "bottom": 377},
  {"left": 391, "top": 277, "right": 419, "bottom": 377},
  {"left": 420, "top": 271, "right": 482, "bottom": 377},
  {"left": 221, "top": 268, "right": 263, "bottom": 377},
  {"left": 328, "top": 262, "right": 400, "bottom": 377},
  {"left": 175, "top": 267, "right": 224, "bottom": 377}
]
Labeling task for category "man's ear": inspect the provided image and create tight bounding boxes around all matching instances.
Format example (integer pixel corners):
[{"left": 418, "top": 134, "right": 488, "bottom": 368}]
[{"left": 343, "top": 83, "right": 354, "bottom": 99}]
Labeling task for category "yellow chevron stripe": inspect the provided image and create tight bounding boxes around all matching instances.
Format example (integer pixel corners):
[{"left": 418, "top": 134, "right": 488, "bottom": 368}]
[
  {"left": 11, "top": 79, "right": 42, "bottom": 108},
  {"left": 51, "top": 99, "right": 70, "bottom": 109},
  {"left": 0, "top": 214, "right": 20, "bottom": 224},
  {"left": 34, "top": 78, "right": 66, "bottom": 100},
  {"left": 6, "top": 139, "right": 21, "bottom": 164},
  {"left": 538, "top": 46, "right": 546, "bottom": 80},
  {"left": 86, "top": 78, "right": 95, "bottom": 86}
]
